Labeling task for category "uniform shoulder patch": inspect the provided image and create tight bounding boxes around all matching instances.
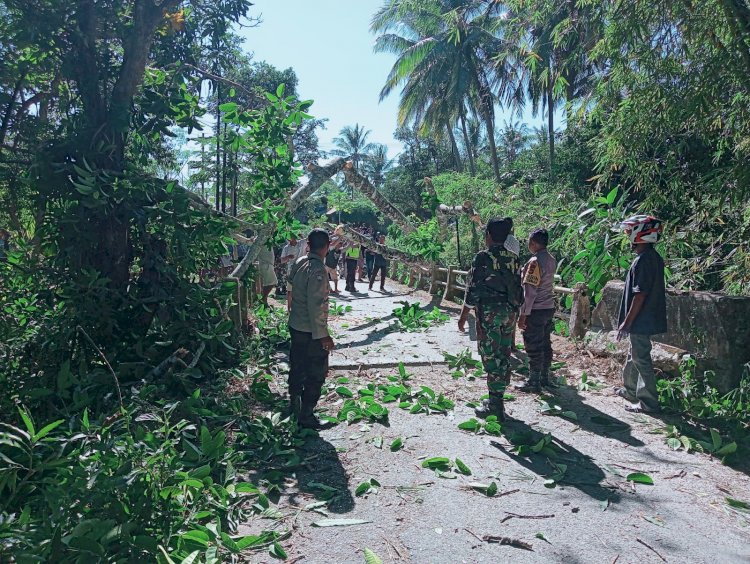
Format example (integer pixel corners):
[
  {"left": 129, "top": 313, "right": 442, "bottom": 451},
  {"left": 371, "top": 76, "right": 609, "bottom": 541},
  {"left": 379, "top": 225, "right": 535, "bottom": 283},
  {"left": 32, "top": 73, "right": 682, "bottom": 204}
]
[{"left": 522, "top": 259, "right": 541, "bottom": 286}]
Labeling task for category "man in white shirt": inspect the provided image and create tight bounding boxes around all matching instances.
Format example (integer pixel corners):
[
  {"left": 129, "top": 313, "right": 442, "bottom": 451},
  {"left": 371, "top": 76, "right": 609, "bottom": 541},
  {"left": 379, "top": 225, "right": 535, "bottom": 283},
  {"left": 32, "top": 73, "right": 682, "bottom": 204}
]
[{"left": 281, "top": 234, "right": 307, "bottom": 310}]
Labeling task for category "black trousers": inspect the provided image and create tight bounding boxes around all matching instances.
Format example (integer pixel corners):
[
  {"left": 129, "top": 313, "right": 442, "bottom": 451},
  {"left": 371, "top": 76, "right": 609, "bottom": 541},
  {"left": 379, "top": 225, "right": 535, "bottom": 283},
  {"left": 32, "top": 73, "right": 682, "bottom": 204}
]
[
  {"left": 369, "top": 264, "right": 387, "bottom": 287},
  {"left": 365, "top": 254, "right": 375, "bottom": 278},
  {"left": 289, "top": 328, "right": 329, "bottom": 407},
  {"left": 345, "top": 258, "right": 357, "bottom": 290},
  {"left": 522, "top": 308, "right": 555, "bottom": 378}
]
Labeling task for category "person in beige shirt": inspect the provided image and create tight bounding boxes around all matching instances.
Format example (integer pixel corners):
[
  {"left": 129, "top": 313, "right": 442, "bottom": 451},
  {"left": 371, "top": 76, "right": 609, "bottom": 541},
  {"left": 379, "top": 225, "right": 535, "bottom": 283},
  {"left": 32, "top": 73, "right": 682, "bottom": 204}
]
[{"left": 288, "top": 229, "right": 335, "bottom": 428}]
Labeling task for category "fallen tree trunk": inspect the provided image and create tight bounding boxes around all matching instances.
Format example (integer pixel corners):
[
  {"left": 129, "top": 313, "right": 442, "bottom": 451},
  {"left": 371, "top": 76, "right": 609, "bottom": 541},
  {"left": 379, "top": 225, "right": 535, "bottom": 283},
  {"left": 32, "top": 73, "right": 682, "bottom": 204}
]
[
  {"left": 229, "top": 158, "right": 348, "bottom": 280},
  {"left": 336, "top": 225, "right": 428, "bottom": 266},
  {"left": 342, "top": 161, "right": 415, "bottom": 234}
]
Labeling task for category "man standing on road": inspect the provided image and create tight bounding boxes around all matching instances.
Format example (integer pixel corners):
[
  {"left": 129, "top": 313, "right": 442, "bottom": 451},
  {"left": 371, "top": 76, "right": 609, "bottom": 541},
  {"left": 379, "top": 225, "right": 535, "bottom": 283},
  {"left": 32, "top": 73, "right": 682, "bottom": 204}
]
[
  {"left": 458, "top": 217, "right": 523, "bottom": 421},
  {"left": 344, "top": 242, "right": 360, "bottom": 293},
  {"left": 288, "top": 229, "right": 335, "bottom": 428},
  {"left": 516, "top": 228, "right": 558, "bottom": 392},
  {"left": 615, "top": 215, "right": 667, "bottom": 413},
  {"left": 368, "top": 234, "right": 389, "bottom": 292}
]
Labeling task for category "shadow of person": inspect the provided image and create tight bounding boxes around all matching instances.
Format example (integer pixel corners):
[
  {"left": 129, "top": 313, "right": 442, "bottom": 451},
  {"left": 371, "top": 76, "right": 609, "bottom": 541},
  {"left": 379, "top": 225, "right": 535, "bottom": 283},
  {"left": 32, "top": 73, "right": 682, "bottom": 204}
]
[
  {"left": 286, "top": 433, "right": 355, "bottom": 514},
  {"left": 538, "top": 387, "right": 646, "bottom": 447},
  {"left": 492, "top": 416, "right": 622, "bottom": 503}
]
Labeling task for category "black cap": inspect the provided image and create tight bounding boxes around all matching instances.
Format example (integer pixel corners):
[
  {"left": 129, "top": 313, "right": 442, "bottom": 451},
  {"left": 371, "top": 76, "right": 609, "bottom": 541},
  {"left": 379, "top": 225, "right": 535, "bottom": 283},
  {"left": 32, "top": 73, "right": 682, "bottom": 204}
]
[{"left": 486, "top": 217, "right": 513, "bottom": 244}]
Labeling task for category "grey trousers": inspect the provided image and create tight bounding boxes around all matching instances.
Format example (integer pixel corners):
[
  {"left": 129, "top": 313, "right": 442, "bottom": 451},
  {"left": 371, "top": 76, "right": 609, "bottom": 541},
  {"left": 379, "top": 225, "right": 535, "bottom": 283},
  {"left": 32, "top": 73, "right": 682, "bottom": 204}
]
[{"left": 623, "top": 333, "right": 660, "bottom": 411}]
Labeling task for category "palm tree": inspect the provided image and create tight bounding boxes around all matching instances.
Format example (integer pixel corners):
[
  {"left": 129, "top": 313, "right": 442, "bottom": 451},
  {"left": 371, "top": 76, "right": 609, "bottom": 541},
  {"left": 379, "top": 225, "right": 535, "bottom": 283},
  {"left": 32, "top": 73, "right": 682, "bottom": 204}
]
[
  {"left": 372, "top": 0, "right": 520, "bottom": 183},
  {"left": 497, "top": 119, "right": 529, "bottom": 165},
  {"left": 331, "top": 124, "right": 376, "bottom": 172},
  {"left": 364, "top": 144, "right": 396, "bottom": 188},
  {"left": 503, "top": 0, "right": 603, "bottom": 174}
]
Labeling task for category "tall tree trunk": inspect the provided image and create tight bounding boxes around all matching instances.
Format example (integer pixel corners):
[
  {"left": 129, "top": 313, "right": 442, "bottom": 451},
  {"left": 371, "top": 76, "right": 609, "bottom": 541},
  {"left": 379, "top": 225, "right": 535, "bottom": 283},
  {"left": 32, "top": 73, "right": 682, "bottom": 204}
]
[
  {"left": 476, "top": 77, "right": 501, "bottom": 182},
  {"left": 547, "top": 77, "right": 555, "bottom": 179},
  {"left": 483, "top": 105, "right": 501, "bottom": 183},
  {"left": 0, "top": 73, "right": 25, "bottom": 149},
  {"left": 459, "top": 110, "right": 476, "bottom": 176},
  {"left": 221, "top": 123, "right": 228, "bottom": 213},
  {"left": 446, "top": 121, "right": 463, "bottom": 172},
  {"left": 215, "top": 82, "right": 221, "bottom": 211},
  {"left": 342, "top": 161, "right": 415, "bottom": 234}
]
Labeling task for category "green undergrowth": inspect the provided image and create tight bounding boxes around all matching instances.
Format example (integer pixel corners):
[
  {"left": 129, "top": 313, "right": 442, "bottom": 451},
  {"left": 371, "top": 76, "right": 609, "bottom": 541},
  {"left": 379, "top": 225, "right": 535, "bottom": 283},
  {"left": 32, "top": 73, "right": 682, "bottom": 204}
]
[
  {"left": 655, "top": 357, "right": 750, "bottom": 463},
  {"left": 0, "top": 299, "right": 310, "bottom": 563},
  {"left": 0, "top": 373, "right": 307, "bottom": 563}
]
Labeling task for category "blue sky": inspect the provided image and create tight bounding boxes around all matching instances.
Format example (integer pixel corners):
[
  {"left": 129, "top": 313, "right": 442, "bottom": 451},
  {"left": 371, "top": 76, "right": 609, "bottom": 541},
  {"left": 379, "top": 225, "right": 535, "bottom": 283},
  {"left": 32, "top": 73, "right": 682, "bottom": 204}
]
[{"left": 237, "top": 0, "right": 548, "bottom": 159}]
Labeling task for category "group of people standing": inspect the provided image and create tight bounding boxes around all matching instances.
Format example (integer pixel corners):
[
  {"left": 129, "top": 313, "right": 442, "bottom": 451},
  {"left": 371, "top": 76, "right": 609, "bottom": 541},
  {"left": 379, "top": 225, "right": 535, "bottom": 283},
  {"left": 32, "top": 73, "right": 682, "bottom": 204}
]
[
  {"left": 334, "top": 225, "right": 389, "bottom": 294},
  {"left": 282, "top": 214, "right": 667, "bottom": 429},
  {"left": 459, "top": 215, "right": 667, "bottom": 422},
  {"left": 243, "top": 224, "right": 389, "bottom": 310}
]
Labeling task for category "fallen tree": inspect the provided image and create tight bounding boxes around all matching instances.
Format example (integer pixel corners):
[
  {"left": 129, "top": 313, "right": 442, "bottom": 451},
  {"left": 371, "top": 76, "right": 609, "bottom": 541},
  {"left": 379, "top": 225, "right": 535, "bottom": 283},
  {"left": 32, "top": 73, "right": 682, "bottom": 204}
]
[
  {"left": 342, "top": 161, "right": 415, "bottom": 234},
  {"left": 335, "top": 224, "right": 428, "bottom": 266},
  {"left": 230, "top": 158, "right": 348, "bottom": 280}
]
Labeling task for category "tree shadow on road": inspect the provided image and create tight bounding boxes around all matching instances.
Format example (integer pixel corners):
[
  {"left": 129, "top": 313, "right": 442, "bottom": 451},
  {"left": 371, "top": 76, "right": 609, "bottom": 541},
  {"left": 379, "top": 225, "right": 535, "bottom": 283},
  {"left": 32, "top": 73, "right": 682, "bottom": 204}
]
[
  {"left": 492, "top": 416, "right": 623, "bottom": 503},
  {"left": 285, "top": 434, "right": 356, "bottom": 514}
]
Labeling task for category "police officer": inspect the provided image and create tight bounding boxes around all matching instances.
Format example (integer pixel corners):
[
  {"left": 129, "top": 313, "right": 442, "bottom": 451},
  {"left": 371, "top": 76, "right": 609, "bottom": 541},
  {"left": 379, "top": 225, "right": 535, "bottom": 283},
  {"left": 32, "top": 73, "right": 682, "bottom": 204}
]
[
  {"left": 516, "top": 228, "right": 558, "bottom": 392},
  {"left": 458, "top": 218, "right": 523, "bottom": 420},
  {"left": 288, "top": 229, "right": 335, "bottom": 428}
]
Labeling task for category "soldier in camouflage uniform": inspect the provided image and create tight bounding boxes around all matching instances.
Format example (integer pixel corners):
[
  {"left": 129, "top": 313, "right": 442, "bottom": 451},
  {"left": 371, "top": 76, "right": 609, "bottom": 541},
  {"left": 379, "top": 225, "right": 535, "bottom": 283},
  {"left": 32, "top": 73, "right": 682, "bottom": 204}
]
[{"left": 458, "top": 217, "right": 523, "bottom": 420}]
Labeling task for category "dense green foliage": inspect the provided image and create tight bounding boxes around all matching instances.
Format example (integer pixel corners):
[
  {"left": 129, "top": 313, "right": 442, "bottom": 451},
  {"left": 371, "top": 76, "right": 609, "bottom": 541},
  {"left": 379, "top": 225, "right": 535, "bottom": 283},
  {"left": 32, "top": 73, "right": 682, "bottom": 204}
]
[
  {"left": 372, "top": 0, "right": 750, "bottom": 295},
  {"left": 1, "top": 0, "right": 750, "bottom": 560},
  {"left": 0, "top": 2, "right": 321, "bottom": 562}
]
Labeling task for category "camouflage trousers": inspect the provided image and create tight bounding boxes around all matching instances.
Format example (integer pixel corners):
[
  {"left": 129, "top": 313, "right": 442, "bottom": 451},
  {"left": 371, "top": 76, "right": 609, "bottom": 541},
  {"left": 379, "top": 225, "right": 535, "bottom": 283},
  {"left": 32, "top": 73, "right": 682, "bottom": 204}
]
[{"left": 476, "top": 303, "right": 517, "bottom": 397}]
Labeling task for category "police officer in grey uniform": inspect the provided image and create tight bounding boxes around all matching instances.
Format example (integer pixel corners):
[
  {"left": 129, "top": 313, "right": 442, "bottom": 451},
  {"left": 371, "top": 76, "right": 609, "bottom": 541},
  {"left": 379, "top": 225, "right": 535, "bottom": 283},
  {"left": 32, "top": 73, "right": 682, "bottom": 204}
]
[{"left": 288, "top": 229, "right": 336, "bottom": 428}]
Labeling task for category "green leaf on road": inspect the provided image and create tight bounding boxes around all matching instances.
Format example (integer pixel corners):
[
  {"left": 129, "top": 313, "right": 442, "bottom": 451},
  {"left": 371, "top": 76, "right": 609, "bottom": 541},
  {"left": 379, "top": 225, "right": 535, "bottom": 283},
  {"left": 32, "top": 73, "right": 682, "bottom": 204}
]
[
  {"left": 363, "top": 548, "right": 383, "bottom": 564},
  {"left": 454, "top": 458, "right": 472, "bottom": 475},
  {"left": 269, "top": 542, "right": 287, "bottom": 560},
  {"left": 390, "top": 437, "right": 403, "bottom": 451},
  {"left": 422, "top": 457, "right": 451, "bottom": 469},
  {"left": 458, "top": 418, "right": 480, "bottom": 431},
  {"left": 336, "top": 386, "right": 354, "bottom": 398},
  {"left": 726, "top": 497, "right": 750, "bottom": 511},
  {"left": 626, "top": 472, "right": 654, "bottom": 485}
]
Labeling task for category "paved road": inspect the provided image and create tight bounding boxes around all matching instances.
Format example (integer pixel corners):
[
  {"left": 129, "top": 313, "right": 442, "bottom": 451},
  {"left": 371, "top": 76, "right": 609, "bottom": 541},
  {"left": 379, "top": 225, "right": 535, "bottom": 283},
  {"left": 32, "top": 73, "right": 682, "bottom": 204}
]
[
  {"left": 327, "top": 279, "right": 473, "bottom": 369},
  {"left": 249, "top": 281, "right": 750, "bottom": 564}
]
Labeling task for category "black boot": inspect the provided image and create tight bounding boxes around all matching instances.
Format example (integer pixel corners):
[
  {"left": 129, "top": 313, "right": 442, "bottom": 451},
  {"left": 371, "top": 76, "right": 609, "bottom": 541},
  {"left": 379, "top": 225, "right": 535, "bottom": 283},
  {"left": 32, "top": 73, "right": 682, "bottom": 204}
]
[
  {"left": 515, "top": 371, "right": 542, "bottom": 393},
  {"left": 474, "top": 396, "right": 505, "bottom": 421},
  {"left": 298, "top": 401, "right": 325, "bottom": 429},
  {"left": 540, "top": 369, "right": 558, "bottom": 389}
]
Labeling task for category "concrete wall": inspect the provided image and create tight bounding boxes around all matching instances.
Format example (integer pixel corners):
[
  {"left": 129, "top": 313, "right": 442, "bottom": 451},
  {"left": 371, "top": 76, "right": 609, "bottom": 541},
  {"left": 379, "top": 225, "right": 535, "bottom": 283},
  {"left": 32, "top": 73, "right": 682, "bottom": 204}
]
[{"left": 591, "top": 281, "right": 750, "bottom": 391}]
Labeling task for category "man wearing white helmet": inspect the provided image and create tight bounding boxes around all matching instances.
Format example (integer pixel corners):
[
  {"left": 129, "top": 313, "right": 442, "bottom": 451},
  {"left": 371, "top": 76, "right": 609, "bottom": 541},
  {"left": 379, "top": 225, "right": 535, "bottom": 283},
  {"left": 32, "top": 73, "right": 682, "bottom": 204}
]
[{"left": 615, "top": 215, "right": 667, "bottom": 413}]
